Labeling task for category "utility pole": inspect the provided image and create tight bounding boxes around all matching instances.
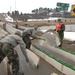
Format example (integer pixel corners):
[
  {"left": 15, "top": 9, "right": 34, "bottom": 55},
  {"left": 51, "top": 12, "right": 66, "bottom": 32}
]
[
  {"left": 10, "top": 7, "right": 11, "bottom": 12},
  {"left": 10, "top": 6, "right": 12, "bottom": 15},
  {"left": 15, "top": 0, "right": 16, "bottom": 11}
]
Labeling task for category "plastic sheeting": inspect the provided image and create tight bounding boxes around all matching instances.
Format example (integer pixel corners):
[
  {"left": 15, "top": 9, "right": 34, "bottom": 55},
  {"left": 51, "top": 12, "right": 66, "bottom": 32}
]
[{"left": 38, "top": 29, "right": 60, "bottom": 47}]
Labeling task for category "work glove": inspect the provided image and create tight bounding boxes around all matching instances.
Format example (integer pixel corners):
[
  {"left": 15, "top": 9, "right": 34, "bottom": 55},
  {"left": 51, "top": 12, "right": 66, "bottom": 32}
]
[{"left": 26, "top": 58, "right": 29, "bottom": 63}]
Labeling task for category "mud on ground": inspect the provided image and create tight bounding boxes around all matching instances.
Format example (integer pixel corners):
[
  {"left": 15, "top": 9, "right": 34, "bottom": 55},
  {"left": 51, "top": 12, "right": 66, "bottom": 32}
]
[{"left": 62, "top": 39, "right": 75, "bottom": 52}]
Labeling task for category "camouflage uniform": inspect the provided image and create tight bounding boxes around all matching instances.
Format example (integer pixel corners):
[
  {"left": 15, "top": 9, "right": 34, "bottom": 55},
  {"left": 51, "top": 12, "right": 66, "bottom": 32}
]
[
  {"left": 0, "top": 34, "right": 28, "bottom": 75},
  {"left": 22, "top": 27, "right": 38, "bottom": 49},
  {"left": 22, "top": 32, "right": 31, "bottom": 49}
]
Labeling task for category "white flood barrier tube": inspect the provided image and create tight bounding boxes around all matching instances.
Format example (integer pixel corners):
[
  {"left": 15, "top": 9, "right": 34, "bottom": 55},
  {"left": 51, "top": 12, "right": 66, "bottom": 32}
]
[
  {"left": 0, "top": 22, "right": 22, "bottom": 35},
  {"left": 26, "top": 49, "right": 39, "bottom": 68},
  {"left": 47, "top": 44, "right": 75, "bottom": 62},
  {"left": 31, "top": 44, "right": 75, "bottom": 75},
  {"left": 6, "top": 24, "right": 22, "bottom": 34},
  {"left": 37, "top": 31, "right": 75, "bottom": 62},
  {"left": 39, "top": 36, "right": 75, "bottom": 63}
]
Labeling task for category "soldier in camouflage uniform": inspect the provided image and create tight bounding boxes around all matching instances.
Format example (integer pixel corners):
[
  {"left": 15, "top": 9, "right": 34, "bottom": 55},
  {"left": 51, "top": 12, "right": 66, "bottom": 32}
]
[
  {"left": 22, "top": 26, "right": 38, "bottom": 49},
  {"left": 0, "top": 31, "right": 29, "bottom": 75}
]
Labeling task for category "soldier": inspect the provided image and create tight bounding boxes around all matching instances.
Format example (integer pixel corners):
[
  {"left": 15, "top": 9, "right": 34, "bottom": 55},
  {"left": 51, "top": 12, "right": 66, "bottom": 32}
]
[
  {"left": 3, "top": 21, "right": 7, "bottom": 30},
  {"left": 0, "top": 31, "right": 29, "bottom": 75},
  {"left": 55, "top": 19, "right": 65, "bottom": 47},
  {"left": 22, "top": 26, "right": 38, "bottom": 49},
  {"left": 15, "top": 20, "right": 18, "bottom": 29}
]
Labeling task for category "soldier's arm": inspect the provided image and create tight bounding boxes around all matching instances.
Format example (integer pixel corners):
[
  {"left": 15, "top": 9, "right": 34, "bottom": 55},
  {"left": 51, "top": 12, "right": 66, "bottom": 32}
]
[{"left": 60, "top": 24, "right": 65, "bottom": 31}]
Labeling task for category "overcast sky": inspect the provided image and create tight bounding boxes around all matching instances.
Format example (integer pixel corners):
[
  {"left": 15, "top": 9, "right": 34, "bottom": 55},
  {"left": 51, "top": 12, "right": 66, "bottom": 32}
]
[{"left": 0, "top": 0, "right": 75, "bottom": 13}]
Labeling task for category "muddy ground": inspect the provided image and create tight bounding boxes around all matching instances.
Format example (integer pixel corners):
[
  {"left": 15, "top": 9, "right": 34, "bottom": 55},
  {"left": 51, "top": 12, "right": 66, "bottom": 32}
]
[{"left": 62, "top": 39, "right": 75, "bottom": 52}]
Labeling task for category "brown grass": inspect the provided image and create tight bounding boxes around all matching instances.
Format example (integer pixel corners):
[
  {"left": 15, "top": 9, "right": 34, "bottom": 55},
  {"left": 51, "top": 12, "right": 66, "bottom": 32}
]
[{"left": 16, "top": 18, "right": 75, "bottom": 27}]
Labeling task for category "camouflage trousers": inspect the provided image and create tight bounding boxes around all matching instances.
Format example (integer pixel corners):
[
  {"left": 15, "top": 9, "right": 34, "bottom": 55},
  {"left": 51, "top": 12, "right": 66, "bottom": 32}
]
[
  {"left": 57, "top": 31, "right": 64, "bottom": 47},
  {"left": 22, "top": 32, "right": 31, "bottom": 49},
  {"left": 0, "top": 43, "right": 19, "bottom": 74}
]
